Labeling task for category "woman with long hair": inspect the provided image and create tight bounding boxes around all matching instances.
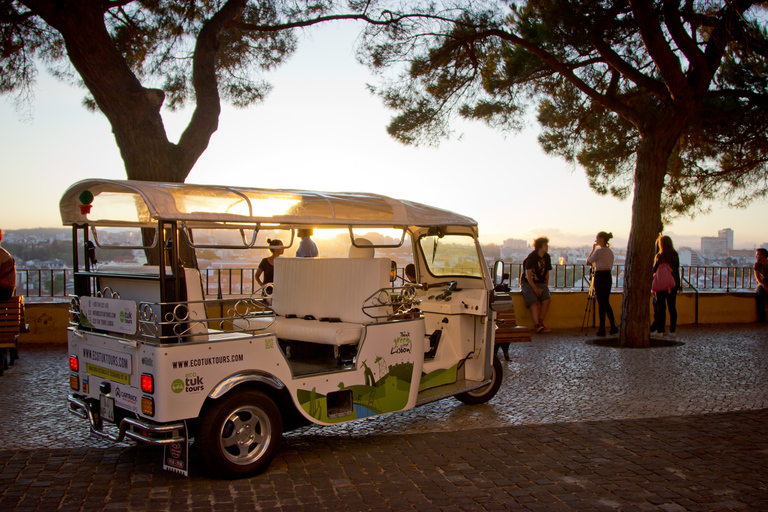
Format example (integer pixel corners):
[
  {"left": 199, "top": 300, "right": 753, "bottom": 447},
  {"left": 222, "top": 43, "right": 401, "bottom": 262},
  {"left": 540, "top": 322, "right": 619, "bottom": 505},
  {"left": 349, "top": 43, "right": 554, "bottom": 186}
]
[
  {"left": 586, "top": 231, "right": 618, "bottom": 336},
  {"left": 255, "top": 238, "right": 284, "bottom": 291},
  {"left": 651, "top": 235, "right": 681, "bottom": 338}
]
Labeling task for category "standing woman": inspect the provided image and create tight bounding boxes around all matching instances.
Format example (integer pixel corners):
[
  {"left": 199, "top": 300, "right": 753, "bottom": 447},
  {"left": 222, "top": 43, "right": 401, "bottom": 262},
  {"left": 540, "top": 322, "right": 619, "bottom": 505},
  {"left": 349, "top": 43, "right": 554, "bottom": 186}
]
[
  {"left": 651, "top": 235, "right": 681, "bottom": 338},
  {"left": 586, "top": 231, "right": 618, "bottom": 336},
  {"left": 255, "top": 238, "right": 284, "bottom": 293}
]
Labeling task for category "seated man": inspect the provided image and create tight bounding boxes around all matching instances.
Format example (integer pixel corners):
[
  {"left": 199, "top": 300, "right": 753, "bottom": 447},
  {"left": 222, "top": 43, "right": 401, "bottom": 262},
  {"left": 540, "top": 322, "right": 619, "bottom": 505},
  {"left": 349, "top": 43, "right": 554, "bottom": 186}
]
[{"left": 520, "top": 236, "right": 552, "bottom": 334}]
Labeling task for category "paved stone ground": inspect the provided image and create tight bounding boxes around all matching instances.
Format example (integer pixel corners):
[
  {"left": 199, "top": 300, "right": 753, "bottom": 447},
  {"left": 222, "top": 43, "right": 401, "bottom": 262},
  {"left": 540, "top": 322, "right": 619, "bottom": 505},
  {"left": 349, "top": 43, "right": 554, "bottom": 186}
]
[{"left": 1, "top": 323, "right": 766, "bottom": 510}]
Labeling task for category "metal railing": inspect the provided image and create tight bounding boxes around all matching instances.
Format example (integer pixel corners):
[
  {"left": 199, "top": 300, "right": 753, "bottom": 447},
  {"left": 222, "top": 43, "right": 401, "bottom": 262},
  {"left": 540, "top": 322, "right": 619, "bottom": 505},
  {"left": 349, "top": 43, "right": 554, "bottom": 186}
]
[
  {"left": 13, "top": 264, "right": 762, "bottom": 301},
  {"left": 502, "top": 263, "right": 760, "bottom": 292},
  {"left": 16, "top": 269, "right": 75, "bottom": 300}
]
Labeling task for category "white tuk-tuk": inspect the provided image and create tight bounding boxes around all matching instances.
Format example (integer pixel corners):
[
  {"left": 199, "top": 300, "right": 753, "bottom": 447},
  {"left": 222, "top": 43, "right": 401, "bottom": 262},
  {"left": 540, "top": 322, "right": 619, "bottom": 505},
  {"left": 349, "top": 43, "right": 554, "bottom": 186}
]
[{"left": 63, "top": 179, "right": 512, "bottom": 478}]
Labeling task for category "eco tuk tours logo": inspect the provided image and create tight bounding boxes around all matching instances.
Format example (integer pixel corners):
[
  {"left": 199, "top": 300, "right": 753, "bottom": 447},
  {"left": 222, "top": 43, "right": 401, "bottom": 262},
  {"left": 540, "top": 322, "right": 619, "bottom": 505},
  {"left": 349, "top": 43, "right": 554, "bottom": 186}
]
[
  {"left": 391, "top": 331, "right": 412, "bottom": 355},
  {"left": 171, "top": 373, "right": 204, "bottom": 394}
]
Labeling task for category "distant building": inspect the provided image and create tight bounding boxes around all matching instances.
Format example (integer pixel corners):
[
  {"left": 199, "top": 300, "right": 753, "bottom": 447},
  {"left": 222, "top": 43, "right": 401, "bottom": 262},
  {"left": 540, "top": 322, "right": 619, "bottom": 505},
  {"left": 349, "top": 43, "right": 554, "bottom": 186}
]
[
  {"left": 679, "top": 247, "right": 702, "bottom": 266},
  {"left": 718, "top": 228, "right": 734, "bottom": 250},
  {"left": 701, "top": 236, "right": 727, "bottom": 257},
  {"left": 502, "top": 238, "right": 528, "bottom": 250},
  {"left": 701, "top": 228, "right": 734, "bottom": 257}
]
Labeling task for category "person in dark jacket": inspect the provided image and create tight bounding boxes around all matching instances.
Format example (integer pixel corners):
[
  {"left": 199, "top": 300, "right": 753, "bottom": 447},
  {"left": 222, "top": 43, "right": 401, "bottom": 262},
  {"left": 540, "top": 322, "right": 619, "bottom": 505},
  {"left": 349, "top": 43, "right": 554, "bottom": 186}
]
[
  {"left": 755, "top": 248, "right": 768, "bottom": 323},
  {"left": 0, "top": 229, "right": 16, "bottom": 301},
  {"left": 651, "top": 235, "right": 681, "bottom": 339}
]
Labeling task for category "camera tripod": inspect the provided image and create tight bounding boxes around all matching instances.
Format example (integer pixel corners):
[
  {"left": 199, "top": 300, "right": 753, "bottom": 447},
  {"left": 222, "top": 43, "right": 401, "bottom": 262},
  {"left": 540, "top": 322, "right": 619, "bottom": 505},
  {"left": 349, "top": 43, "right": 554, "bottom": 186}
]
[{"left": 581, "top": 268, "right": 596, "bottom": 331}]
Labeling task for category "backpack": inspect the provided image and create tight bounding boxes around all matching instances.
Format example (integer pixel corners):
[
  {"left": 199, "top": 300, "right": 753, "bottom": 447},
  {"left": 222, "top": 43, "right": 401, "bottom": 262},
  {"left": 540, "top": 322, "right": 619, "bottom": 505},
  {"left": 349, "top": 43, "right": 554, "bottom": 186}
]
[{"left": 652, "top": 262, "right": 676, "bottom": 293}]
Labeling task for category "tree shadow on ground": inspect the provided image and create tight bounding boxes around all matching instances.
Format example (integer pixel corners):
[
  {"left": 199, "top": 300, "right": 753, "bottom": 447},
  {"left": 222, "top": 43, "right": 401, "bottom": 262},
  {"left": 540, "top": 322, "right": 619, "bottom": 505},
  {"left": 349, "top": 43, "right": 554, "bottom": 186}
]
[{"left": 587, "top": 337, "right": 685, "bottom": 348}]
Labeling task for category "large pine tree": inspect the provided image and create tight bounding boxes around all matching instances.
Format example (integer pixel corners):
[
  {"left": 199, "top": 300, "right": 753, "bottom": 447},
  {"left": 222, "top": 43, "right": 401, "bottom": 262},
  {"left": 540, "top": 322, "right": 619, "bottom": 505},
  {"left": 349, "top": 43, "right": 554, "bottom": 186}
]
[{"left": 360, "top": 0, "right": 768, "bottom": 346}]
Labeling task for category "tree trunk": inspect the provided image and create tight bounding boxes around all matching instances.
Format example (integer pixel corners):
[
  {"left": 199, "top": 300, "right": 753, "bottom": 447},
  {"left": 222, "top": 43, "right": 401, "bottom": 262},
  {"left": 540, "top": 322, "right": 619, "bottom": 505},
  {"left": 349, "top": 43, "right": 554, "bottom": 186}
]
[
  {"left": 24, "top": 0, "right": 245, "bottom": 183},
  {"left": 618, "top": 129, "right": 677, "bottom": 347}
]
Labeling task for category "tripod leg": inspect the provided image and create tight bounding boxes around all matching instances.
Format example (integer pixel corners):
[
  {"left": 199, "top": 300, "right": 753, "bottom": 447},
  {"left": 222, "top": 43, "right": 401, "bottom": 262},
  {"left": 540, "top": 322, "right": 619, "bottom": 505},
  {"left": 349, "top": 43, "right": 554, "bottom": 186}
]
[
  {"left": 581, "top": 275, "right": 596, "bottom": 331},
  {"left": 581, "top": 291, "right": 593, "bottom": 330}
]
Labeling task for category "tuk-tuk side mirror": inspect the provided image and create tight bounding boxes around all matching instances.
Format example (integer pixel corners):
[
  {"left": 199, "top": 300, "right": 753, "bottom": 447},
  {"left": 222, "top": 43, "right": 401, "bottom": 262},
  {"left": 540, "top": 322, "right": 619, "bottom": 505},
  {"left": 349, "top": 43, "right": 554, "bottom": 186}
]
[
  {"left": 492, "top": 260, "right": 507, "bottom": 287},
  {"left": 390, "top": 261, "right": 397, "bottom": 284}
]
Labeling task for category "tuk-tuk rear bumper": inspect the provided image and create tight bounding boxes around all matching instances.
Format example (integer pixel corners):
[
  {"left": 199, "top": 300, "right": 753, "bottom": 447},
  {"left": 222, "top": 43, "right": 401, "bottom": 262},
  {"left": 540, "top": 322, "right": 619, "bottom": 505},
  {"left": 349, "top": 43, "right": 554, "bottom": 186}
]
[{"left": 68, "top": 395, "right": 186, "bottom": 445}]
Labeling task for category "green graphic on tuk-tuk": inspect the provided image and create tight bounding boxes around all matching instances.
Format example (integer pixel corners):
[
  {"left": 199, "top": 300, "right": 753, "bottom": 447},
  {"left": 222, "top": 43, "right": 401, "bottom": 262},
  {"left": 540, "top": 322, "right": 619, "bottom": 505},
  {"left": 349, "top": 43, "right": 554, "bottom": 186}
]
[
  {"left": 297, "top": 358, "right": 415, "bottom": 422},
  {"left": 418, "top": 364, "right": 459, "bottom": 391}
]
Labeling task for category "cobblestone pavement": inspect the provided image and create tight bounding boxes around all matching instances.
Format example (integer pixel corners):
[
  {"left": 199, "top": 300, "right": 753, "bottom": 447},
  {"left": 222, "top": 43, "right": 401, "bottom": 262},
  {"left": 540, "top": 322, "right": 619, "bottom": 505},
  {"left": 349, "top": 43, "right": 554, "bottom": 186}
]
[{"left": 1, "top": 324, "right": 766, "bottom": 510}]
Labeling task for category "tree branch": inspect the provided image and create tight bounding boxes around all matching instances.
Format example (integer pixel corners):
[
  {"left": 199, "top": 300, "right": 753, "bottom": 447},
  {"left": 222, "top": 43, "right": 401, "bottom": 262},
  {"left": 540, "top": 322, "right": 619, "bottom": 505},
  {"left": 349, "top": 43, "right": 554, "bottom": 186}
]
[
  {"left": 472, "top": 27, "right": 643, "bottom": 128},
  {"left": 0, "top": 1, "right": 35, "bottom": 23},
  {"left": 230, "top": 12, "right": 414, "bottom": 33},
  {"left": 700, "top": 0, "right": 753, "bottom": 88},
  {"left": 663, "top": 1, "right": 707, "bottom": 74},
  {"left": 104, "top": 0, "right": 134, "bottom": 10},
  {"left": 177, "top": 0, "right": 247, "bottom": 180}
]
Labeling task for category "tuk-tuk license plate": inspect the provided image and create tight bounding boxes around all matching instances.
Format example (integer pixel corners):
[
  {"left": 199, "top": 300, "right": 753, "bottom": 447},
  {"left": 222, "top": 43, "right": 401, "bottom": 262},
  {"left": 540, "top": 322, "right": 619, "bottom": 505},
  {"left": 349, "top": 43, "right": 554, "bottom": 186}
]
[{"left": 100, "top": 395, "right": 115, "bottom": 423}]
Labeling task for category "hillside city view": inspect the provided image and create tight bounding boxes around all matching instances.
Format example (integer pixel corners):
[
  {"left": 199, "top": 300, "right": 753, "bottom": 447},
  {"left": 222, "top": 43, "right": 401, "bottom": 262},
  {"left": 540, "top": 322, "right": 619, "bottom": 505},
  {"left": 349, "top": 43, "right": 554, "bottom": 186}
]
[{"left": 5, "top": 226, "right": 766, "bottom": 300}]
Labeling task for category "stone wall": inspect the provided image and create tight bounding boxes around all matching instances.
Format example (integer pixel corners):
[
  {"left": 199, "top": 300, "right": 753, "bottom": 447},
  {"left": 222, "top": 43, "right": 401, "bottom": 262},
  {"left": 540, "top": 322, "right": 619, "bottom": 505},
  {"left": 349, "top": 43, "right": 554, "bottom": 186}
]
[{"left": 19, "top": 291, "right": 762, "bottom": 345}]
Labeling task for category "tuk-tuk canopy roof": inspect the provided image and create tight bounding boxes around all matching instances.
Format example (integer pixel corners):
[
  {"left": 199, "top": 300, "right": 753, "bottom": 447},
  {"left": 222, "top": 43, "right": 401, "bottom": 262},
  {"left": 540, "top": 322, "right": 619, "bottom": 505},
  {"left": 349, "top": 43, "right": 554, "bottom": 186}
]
[{"left": 60, "top": 179, "right": 478, "bottom": 229}]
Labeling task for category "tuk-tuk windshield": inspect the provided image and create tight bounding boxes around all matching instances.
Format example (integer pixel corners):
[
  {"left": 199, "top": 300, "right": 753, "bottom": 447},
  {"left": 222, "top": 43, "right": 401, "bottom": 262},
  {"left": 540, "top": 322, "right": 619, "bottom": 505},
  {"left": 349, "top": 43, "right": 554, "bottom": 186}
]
[{"left": 418, "top": 234, "right": 483, "bottom": 278}]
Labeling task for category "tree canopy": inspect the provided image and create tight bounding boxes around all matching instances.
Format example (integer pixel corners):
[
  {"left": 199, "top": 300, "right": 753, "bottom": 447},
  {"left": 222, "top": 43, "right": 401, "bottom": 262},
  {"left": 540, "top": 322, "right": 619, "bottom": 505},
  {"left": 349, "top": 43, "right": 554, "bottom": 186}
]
[
  {"left": 359, "top": 0, "right": 768, "bottom": 345},
  {"left": 0, "top": 0, "right": 391, "bottom": 182},
  {"left": 1, "top": 0, "right": 398, "bottom": 266}
]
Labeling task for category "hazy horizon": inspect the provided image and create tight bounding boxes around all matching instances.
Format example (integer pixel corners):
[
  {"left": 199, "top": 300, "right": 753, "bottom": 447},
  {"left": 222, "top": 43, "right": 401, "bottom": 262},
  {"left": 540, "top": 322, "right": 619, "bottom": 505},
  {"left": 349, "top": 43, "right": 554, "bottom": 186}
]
[
  {"left": 4, "top": 225, "right": 762, "bottom": 251},
  {"left": 2, "top": 22, "right": 767, "bottom": 251}
]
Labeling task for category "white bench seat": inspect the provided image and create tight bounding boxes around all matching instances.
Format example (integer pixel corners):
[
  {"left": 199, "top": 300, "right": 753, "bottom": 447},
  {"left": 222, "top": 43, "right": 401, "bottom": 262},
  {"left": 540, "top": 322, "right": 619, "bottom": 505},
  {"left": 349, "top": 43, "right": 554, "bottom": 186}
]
[
  {"left": 247, "top": 316, "right": 364, "bottom": 346},
  {"left": 245, "top": 257, "right": 391, "bottom": 346}
]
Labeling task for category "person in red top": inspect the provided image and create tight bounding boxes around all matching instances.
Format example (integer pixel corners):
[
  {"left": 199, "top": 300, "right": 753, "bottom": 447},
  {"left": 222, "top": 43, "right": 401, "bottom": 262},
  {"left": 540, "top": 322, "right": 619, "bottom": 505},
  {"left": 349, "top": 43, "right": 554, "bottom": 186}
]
[
  {"left": 755, "top": 248, "right": 768, "bottom": 323},
  {"left": 0, "top": 229, "right": 17, "bottom": 301}
]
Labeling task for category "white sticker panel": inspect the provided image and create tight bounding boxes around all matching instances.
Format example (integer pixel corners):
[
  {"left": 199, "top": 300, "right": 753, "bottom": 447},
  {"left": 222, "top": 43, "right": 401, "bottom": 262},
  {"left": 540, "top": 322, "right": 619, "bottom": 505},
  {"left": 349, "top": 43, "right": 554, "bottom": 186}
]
[{"left": 80, "top": 296, "right": 137, "bottom": 334}]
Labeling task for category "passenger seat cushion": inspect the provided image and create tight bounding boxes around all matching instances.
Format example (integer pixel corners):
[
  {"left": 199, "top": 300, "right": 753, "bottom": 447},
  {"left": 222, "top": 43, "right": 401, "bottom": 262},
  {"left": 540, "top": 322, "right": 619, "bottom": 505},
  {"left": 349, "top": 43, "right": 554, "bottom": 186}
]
[{"left": 273, "top": 258, "right": 391, "bottom": 325}]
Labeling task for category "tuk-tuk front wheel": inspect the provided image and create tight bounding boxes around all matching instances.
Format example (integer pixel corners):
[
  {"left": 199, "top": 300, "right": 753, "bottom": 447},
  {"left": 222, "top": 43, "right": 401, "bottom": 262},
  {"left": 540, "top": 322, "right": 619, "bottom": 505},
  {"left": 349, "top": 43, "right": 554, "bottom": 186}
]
[
  {"left": 456, "top": 356, "right": 503, "bottom": 405},
  {"left": 198, "top": 389, "right": 283, "bottom": 479}
]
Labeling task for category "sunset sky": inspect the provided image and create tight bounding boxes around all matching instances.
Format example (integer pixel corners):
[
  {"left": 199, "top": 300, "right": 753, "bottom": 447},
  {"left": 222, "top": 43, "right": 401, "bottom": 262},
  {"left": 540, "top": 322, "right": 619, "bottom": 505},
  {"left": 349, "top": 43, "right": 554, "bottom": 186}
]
[{"left": 1, "top": 22, "right": 766, "bottom": 250}]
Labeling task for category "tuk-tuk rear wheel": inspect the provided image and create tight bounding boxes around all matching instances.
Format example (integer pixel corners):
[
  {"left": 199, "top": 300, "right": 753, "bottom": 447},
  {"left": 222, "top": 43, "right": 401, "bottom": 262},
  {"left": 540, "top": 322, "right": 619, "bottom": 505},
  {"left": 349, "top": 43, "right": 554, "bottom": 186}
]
[{"left": 198, "top": 389, "right": 283, "bottom": 479}]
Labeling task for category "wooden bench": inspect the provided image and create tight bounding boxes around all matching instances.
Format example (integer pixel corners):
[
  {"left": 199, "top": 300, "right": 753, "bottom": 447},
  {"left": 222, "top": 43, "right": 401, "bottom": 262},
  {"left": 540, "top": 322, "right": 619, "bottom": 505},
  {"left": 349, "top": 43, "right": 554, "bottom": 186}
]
[
  {"left": 0, "top": 296, "right": 26, "bottom": 375},
  {"left": 494, "top": 306, "right": 531, "bottom": 361}
]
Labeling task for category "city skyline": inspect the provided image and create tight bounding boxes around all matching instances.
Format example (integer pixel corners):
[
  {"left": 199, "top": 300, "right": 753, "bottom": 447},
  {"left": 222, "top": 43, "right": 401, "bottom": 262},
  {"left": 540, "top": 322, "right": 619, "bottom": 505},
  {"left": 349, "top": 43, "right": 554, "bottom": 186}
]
[{"left": 1, "top": 22, "right": 766, "bottom": 250}]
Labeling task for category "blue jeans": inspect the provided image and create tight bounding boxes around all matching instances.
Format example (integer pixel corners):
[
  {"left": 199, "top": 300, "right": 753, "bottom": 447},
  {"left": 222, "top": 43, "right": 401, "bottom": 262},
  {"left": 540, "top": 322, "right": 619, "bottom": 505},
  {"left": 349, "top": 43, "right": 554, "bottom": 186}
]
[{"left": 521, "top": 281, "right": 550, "bottom": 307}]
